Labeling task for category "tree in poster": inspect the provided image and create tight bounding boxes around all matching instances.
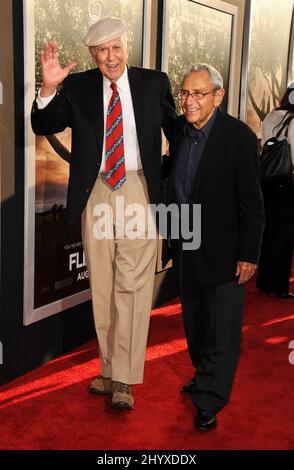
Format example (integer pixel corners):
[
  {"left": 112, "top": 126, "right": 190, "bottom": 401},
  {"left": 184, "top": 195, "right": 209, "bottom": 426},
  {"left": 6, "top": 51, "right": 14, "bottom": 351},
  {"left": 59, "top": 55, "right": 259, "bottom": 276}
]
[{"left": 247, "top": 0, "right": 293, "bottom": 123}]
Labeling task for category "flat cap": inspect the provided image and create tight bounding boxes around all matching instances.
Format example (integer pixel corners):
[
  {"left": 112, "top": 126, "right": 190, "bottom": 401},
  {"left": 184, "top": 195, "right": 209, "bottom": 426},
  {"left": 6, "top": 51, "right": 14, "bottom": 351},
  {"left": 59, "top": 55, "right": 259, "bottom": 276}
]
[{"left": 83, "top": 17, "right": 127, "bottom": 47}]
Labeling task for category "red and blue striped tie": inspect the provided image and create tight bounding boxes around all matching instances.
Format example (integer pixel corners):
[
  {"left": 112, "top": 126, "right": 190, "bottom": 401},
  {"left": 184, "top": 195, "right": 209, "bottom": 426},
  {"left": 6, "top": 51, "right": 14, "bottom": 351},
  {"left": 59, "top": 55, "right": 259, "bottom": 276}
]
[{"left": 105, "top": 82, "right": 126, "bottom": 189}]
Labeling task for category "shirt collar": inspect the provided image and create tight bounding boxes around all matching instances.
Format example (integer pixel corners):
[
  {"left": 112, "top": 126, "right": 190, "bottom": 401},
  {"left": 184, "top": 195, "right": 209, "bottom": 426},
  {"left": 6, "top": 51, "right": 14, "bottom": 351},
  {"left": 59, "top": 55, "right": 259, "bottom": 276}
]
[
  {"left": 103, "top": 66, "right": 129, "bottom": 94},
  {"left": 184, "top": 108, "right": 218, "bottom": 140}
]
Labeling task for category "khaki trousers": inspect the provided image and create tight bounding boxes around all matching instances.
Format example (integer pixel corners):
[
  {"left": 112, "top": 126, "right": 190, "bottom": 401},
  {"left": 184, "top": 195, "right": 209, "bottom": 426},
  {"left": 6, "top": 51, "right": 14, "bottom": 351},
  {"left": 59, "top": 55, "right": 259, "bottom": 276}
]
[{"left": 81, "top": 170, "right": 157, "bottom": 384}]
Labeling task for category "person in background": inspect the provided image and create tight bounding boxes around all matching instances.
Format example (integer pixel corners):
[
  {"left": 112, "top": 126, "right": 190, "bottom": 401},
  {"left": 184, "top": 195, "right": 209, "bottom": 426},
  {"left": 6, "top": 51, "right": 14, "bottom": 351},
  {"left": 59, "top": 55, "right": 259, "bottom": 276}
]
[
  {"left": 31, "top": 17, "right": 176, "bottom": 410},
  {"left": 256, "top": 83, "right": 294, "bottom": 298}
]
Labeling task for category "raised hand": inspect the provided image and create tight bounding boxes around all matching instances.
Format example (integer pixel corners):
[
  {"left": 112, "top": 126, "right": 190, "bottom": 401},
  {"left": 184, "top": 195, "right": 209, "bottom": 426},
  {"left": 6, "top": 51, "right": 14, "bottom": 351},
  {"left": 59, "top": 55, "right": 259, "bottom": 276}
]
[{"left": 40, "top": 41, "right": 76, "bottom": 97}]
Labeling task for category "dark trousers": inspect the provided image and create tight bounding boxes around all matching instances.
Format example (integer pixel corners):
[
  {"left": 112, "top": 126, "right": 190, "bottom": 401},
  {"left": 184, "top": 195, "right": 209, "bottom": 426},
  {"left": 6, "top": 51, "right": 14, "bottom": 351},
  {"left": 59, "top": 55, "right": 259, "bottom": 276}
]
[
  {"left": 181, "top": 279, "right": 245, "bottom": 415},
  {"left": 256, "top": 182, "right": 294, "bottom": 294}
]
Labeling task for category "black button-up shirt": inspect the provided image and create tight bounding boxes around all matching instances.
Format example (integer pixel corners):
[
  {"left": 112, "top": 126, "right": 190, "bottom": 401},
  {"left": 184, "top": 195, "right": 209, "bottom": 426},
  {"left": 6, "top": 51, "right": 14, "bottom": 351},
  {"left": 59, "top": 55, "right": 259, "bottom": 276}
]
[{"left": 174, "top": 110, "right": 217, "bottom": 204}]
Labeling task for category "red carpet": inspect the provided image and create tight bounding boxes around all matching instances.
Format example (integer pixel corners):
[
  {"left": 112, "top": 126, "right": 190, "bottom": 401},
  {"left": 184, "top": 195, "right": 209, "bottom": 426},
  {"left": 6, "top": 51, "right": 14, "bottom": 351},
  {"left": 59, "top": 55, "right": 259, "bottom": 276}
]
[{"left": 0, "top": 275, "right": 294, "bottom": 450}]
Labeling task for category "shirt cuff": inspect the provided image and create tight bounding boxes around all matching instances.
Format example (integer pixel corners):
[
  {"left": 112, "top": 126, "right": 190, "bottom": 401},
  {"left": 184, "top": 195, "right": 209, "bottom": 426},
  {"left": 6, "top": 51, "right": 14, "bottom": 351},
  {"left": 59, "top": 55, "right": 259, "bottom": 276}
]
[{"left": 36, "top": 89, "right": 57, "bottom": 109}]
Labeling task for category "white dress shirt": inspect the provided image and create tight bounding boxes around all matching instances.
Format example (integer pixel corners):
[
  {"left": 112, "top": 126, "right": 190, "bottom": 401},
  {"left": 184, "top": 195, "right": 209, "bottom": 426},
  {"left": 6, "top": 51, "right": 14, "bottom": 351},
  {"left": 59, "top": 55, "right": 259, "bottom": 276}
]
[
  {"left": 36, "top": 67, "right": 142, "bottom": 172},
  {"left": 36, "top": 90, "right": 57, "bottom": 109}
]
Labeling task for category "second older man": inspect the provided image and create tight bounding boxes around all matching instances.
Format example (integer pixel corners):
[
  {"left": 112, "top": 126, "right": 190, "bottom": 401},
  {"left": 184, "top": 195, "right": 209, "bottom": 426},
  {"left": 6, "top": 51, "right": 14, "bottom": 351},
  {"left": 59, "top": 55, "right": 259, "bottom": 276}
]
[{"left": 167, "top": 64, "right": 264, "bottom": 430}]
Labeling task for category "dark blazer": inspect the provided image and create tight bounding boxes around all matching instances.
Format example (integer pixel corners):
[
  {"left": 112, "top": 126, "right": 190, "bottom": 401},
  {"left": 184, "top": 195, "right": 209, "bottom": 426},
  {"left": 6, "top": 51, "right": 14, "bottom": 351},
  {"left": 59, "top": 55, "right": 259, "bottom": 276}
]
[
  {"left": 31, "top": 66, "right": 176, "bottom": 232},
  {"left": 167, "top": 109, "right": 265, "bottom": 289}
]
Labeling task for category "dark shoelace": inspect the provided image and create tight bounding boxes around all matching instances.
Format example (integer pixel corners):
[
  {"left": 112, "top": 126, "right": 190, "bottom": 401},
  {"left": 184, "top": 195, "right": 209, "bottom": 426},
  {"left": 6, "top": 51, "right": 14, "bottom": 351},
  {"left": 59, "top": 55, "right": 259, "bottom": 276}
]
[{"left": 114, "top": 382, "right": 130, "bottom": 394}]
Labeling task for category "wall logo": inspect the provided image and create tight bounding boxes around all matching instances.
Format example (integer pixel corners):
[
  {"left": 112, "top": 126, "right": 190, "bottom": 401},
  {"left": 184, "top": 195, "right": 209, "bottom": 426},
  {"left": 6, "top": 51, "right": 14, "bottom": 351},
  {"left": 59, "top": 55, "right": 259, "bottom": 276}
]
[{"left": 88, "top": 1, "right": 102, "bottom": 22}]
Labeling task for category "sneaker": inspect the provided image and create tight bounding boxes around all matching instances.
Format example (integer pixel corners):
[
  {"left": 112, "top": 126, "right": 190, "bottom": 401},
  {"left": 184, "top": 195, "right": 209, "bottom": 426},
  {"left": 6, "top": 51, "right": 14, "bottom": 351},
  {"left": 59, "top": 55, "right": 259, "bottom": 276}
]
[
  {"left": 88, "top": 375, "right": 112, "bottom": 396},
  {"left": 111, "top": 381, "right": 134, "bottom": 410}
]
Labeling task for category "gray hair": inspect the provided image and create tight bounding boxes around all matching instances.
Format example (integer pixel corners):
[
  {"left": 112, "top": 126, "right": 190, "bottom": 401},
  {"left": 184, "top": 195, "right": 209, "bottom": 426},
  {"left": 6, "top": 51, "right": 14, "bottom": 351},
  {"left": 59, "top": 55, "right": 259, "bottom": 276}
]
[{"left": 181, "top": 63, "right": 223, "bottom": 90}]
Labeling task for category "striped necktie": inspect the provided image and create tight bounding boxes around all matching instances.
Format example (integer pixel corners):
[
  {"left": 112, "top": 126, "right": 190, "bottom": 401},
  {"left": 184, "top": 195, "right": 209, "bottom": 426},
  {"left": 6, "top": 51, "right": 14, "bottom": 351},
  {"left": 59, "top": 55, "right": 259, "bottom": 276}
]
[{"left": 105, "top": 82, "right": 126, "bottom": 189}]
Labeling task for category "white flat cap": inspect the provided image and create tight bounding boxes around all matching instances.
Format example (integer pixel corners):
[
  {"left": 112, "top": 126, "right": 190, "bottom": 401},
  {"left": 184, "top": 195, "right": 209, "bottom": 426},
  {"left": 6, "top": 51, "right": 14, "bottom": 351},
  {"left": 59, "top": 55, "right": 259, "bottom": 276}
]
[{"left": 83, "top": 17, "right": 127, "bottom": 47}]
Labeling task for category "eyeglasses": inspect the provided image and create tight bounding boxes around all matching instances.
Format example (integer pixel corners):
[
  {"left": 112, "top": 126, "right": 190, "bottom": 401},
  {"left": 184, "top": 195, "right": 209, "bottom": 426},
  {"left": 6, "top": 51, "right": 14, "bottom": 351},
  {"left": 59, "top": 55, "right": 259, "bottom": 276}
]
[{"left": 177, "top": 89, "right": 217, "bottom": 101}]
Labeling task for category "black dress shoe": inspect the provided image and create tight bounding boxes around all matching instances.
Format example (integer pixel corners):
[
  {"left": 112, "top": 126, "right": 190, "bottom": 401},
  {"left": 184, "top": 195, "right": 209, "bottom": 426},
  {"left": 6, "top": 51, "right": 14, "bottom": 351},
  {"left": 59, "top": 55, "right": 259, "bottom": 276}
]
[
  {"left": 277, "top": 292, "right": 294, "bottom": 299},
  {"left": 195, "top": 411, "right": 217, "bottom": 431},
  {"left": 181, "top": 377, "right": 196, "bottom": 394}
]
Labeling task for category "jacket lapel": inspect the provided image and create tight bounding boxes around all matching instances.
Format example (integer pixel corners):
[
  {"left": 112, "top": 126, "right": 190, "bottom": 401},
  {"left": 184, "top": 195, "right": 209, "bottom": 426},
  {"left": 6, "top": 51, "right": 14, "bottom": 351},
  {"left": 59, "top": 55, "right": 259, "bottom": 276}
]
[
  {"left": 171, "top": 117, "right": 186, "bottom": 187},
  {"left": 190, "top": 109, "right": 224, "bottom": 198},
  {"left": 86, "top": 69, "right": 104, "bottom": 156}
]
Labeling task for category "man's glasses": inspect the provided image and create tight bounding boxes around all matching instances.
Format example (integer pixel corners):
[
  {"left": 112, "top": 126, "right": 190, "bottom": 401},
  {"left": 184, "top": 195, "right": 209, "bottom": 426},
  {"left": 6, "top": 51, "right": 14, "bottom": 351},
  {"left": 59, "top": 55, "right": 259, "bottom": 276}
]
[{"left": 177, "top": 89, "right": 218, "bottom": 101}]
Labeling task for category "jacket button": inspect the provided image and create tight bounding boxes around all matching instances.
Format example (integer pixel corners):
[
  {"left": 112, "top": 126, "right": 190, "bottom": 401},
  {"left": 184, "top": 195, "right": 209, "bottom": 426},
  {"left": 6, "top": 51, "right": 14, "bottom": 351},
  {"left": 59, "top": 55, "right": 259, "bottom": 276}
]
[{"left": 86, "top": 188, "right": 90, "bottom": 193}]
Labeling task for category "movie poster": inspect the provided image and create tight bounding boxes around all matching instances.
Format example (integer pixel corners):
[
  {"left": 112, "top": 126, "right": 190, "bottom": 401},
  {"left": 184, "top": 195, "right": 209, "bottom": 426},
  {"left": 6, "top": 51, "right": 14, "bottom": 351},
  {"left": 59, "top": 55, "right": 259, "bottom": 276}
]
[
  {"left": 162, "top": 0, "right": 235, "bottom": 114},
  {"left": 245, "top": 0, "right": 293, "bottom": 137},
  {"left": 23, "top": 0, "right": 145, "bottom": 324}
]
